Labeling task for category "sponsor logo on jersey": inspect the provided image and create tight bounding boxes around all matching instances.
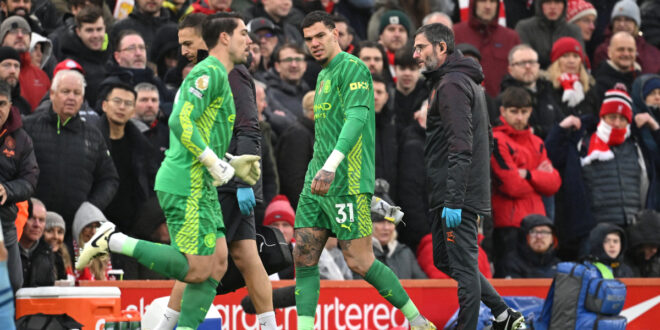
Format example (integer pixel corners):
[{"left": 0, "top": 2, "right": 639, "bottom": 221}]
[
  {"left": 349, "top": 81, "right": 369, "bottom": 91},
  {"left": 228, "top": 114, "right": 235, "bottom": 123},
  {"left": 314, "top": 102, "right": 332, "bottom": 112},
  {"left": 189, "top": 86, "right": 203, "bottom": 99}
]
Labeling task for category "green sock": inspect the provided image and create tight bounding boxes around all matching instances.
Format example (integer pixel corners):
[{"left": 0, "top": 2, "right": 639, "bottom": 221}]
[
  {"left": 363, "top": 260, "right": 420, "bottom": 321},
  {"left": 132, "top": 240, "right": 189, "bottom": 281},
  {"left": 178, "top": 277, "right": 219, "bottom": 329},
  {"left": 295, "top": 265, "right": 319, "bottom": 329}
]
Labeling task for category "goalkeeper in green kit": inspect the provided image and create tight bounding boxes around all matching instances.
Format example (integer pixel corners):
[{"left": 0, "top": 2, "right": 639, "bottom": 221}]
[
  {"left": 75, "top": 13, "right": 260, "bottom": 330},
  {"left": 294, "top": 11, "right": 435, "bottom": 330}
]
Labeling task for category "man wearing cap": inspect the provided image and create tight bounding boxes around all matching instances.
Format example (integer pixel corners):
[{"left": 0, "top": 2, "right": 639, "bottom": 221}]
[
  {"left": 247, "top": 17, "right": 281, "bottom": 75},
  {"left": 244, "top": 0, "right": 303, "bottom": 44},
  {"left": 19, "top": 198, "right": 56, "bottom": 287},
  {"left": 23, "top": 68, "right": 118, "bottom": 254},
  {"left": 545, "top": 87, "right": 657, "bottom": 258},
  {"left": 0, "top": 46, "right": 29, "bottom": 115},
  {"left": 58, "top": 6, "right": 111, "bottom": 106},
  {"left": 500, "top": 214, "right": 560, "bottom": 278},
  {"left": 515, "top": 0, "right": 584, "bottom": 69},
  {"left": 0, "top": 16, "right": 49, "bottom": 112},
  {"left": 594, "top": 31, "right": 641, "bottom": 99},
  {"left": 592, "top": 0, "right": 660, "bottom": 74},
  {"left": 377, "top": 10, "right": 412, "bottom": 75},
  {"left": 454, "top": 0, "right": 521, "bottom": 97},
  {"left": 0, "top": 78, "right": 37, "bottom": 292}
]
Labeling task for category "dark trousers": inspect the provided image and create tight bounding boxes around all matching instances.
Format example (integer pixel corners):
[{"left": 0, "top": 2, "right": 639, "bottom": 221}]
[
  {"left": 493, "top": 227, "right": 519, "bottom": 278},
  {"left": 431, "top": 208, "right": 507, "bottom": 330}
]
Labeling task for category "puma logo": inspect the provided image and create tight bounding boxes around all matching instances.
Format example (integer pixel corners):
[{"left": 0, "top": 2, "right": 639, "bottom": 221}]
[
  {"left": 341, "top": 224, "right": 351, "bottom": 232},
  {"left": 381, "top": 289, "right": 393, "bottom": 298}
]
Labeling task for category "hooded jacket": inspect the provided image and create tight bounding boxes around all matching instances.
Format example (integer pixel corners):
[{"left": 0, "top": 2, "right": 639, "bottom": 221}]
[
  {"left": 0, "top": 106, "right": 38, "bottom": 231},
  {"left": 423, "top": 51, "right": 492, "bottom": 214},
  {"left": 631, "top": 74, "right": 660, "bottom": 211},
  {"left": 59, "top": 29, "right": 111, "bottom": 106},
  {"left": 453, "top": 0, "right": 521, "bottom": 97},
  {"left": 514, "top": 0, "right": 584, "bottom": 68},
  {"left": 501, "top": 214, "right": 560, "bottom": 278},
  {"left": 625, "top": 210, "right": 660, "bottom": 277},
  {"left": 22, "top": 106, "right": 119, "bottom": 246},
  {"left": 586, "top": 222, "right": 634, "bottom": 278},
  {"left": 28, "top": 32, "right": 52, "bottom": 70},
  {"left": 491, "top": 117, "right": 561, "bottom": 228},
  {"left": 72, "top": 201, "right": 108, "bottom": 243},
  {"left": 18, "top": 52, "right": 50, "bottom": 111}
]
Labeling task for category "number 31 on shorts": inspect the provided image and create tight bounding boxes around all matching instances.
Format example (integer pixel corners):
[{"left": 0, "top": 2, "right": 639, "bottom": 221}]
[{"left": 335, "top": 203, "right": 355, "bottom": 224}]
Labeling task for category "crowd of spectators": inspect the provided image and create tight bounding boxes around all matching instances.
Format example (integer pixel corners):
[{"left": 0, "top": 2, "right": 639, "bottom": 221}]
[{"left": 0, "top": 0, "right": 659, "bottom": 290}]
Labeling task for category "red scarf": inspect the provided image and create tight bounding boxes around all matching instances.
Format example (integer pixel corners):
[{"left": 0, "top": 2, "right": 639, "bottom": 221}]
[{"left": 580, "top": 120, "right": 630, "bottom": 166}]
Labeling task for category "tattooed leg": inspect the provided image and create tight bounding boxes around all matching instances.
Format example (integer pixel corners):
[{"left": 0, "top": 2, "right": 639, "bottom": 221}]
[{"left": 294, "top": 227, "right": 330, "bottom": 327}]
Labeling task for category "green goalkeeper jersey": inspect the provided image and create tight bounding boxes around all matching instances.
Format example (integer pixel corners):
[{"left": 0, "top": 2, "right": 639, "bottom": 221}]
[
  {"left": 304, "top": 51, "right": 375, "bottom": 196},
  {"left": 155, "top": 55, "right": 235, "bottom": 196}
]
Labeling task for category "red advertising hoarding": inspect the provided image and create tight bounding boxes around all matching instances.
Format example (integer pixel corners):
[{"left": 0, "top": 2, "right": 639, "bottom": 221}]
[{"left": 81, "top": 278, "right": 660, "bottom": 329}]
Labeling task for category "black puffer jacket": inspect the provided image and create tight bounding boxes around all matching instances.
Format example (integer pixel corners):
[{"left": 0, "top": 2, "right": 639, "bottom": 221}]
[
  {"left": 20, "top": 238, "right": 55, "bottom": 287},
  {"left": 23, "top": 108, "right": 118, "bottom": 245},
  {"left": 626, "top": 210, "right": 660, "bottom": 277},
  {"left": 375, "top": 101, "right": 398, "bottom": 200},
  {"left": 594, "top": 62, "right": 641, "bottom": 103},
  {"left": 264, "top": 69, "right": 311, "bottom": 120},
  {"left": 59, "top": 30, "right": 112, "bottom": 106},
  {"left": 0, "top": 106, "right": 38, "bottom": 230},
  {"left": 423, "top": 51, "right": 492, "bottom": 214},
  {"left": 641, "top": 0, "right": 660, "bottom": 49},
  {"left": 218, "top": 65, "right": 264, "bottom": 202},
  {"left": 586, "top": 222, "right": 634, "bottom": 278},
  {"left": 275, "top": 116, "right": 314, "bottom": 209}
]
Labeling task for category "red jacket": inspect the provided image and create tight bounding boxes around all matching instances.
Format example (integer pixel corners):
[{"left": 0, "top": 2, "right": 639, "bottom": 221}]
[
  {"left": 416, "top": 234, "right": 493, "bottom": 279},
  {"left": 491, "top": 118, "right": 561, "bottom": 228},
  {"left": 453, "top": 0, "right": 520, "bottom": 97},
  {"left": 18, "top": 52, "right": 50, "bottom": 111},
  {"left": 593, "top": 33, "right": 660, "bottom": 75}
]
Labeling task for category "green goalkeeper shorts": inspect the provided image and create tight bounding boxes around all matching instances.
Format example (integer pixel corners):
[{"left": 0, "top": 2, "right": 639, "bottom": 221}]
[
  {"left": 157, "top": 188, "right": 225, "bottom": 256},
  {"left": 295, "top": 192, "right": 372, "bottom": 240}
]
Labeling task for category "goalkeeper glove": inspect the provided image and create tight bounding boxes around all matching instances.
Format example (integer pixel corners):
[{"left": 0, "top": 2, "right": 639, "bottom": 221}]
[
  {"left": 371, "top": 196, "right": 405, "bottom": 225},
  {"left": 236, "top": 187, "right": 256, "bottom": 215},
  {"left": 226, "top": 153, "right": 261, "bottom": 185},
  {"left": 442, "top": 207, "right": 462, "bottom": 228},
  {"left": 199, "top": 147, "right": 234, "bottom": 186}
]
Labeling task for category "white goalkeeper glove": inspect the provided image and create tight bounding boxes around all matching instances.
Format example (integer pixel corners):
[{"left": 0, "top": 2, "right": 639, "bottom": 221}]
[
  {"left": 371, "top": 196, "right": 405, "bottom": 225},
  {"left": 199, "top": 147, "right": 234, "bottom": 186},
  {"left": 226, "top": 153, "right": 261, "bottom": 185}
]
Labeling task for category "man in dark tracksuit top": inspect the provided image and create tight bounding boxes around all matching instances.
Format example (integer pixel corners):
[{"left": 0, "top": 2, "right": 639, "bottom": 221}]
[{"left": 413, "top": 23, "right": 525, "bottom": 330}]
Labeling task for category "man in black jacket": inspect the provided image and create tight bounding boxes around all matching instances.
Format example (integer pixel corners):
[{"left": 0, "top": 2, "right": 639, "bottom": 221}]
[
  {"left": 0, "top": 46, "right": 30, "bottom": 115},
  {"left": 0, "top": 79, "right": 38, "bottom": 291},
  {"left": 109, "top": 0, "right": 174, "bottom": 59},
  {"left": 413, "top": 23, "right": 524, "bottom": 330},
  {"left": 19, "top": 198, "right": 55, "bottom": 287},
  {"left": 58, "top": 5, "right": 110, "bottom": 106},
  {"left": 23, "top": 69, "right": 118, "bottom": 254}
]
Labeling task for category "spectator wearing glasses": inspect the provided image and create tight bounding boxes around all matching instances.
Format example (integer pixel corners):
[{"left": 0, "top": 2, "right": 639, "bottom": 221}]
[
  {"left": 247, "top": 17, "right": 280, "bottom": 79},
  {"left": 110, "top": 0, "right": 174, "bottom": 60},
  {"left": 264, "top": 43, "right": 310, "bottom": 120},
  {"left": 501, "top": 214, "right": 560, "bottom": 278},
  {"left": 104, "top": 30, "right": 173, "bottom": 107},
  {"left": 499, "top": 44, "right": 563, "bottom": 139}
]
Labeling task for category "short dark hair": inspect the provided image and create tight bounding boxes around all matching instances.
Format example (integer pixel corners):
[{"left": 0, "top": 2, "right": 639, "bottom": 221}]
[
  {"left": 202, "top": 12, "right": 244, "bottom": 50},
  {"left": 354, "top": 41, "right": 387, "bottom": 61},
  {"left": 414, "top": 23, "right": 454, "bottom": 55},
  {"left": 301, "top": 10, "right": 335, "bottom": 32},
  {"left": 179, "top": 13, "right": 206, "bottom": 34},
  {"left": 500, "top": 86, "right": 533, "bottom": 108},
  {"left": 371, "top": 74, "right": 386, "bottom": 86},
  {"left": 273, "top": 42, "right": 305, "bottom": 62},
  {"left": 115, "top": 29, "right": 143, "bottom": 52},
  {"left": 104, "top": 82, "right": 137, "bottom": 101},
  {"left": 75, "top": 5, "right": 104, "bottom": 28},
  {"left": 394, "top": 44, "right": 417, "bottom": 68},
  {"left": 332, "top": 14, "right": 349, "bottom": 25},
  {"left": 0, "top": 79, "right": 11, "bottom": 101},
  {"left": 68, "top": 0, "right": 88, "bottom": 10}
]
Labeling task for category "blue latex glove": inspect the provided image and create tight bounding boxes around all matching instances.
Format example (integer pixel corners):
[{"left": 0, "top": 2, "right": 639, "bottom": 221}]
[
  {"left": 236, "top": 187, "right": 256, "bottom": 216},
  {"left": 442, "top": 207, "right": 462, "bottom": 228}
]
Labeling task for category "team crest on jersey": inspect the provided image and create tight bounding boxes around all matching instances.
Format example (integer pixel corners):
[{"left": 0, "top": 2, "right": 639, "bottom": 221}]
[{"left": 195, "top": 75, "right": 209, "bottom": 91}]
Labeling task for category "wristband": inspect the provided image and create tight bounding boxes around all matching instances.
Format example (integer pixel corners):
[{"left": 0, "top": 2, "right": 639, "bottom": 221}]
[{"left": 322, "top": 150, "right": 345, "bottom": 172}]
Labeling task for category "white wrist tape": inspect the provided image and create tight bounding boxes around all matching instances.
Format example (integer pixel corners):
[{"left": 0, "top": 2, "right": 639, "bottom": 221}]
[{"left": 322, "top": 150, "right": 345, "bottom": 172}]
